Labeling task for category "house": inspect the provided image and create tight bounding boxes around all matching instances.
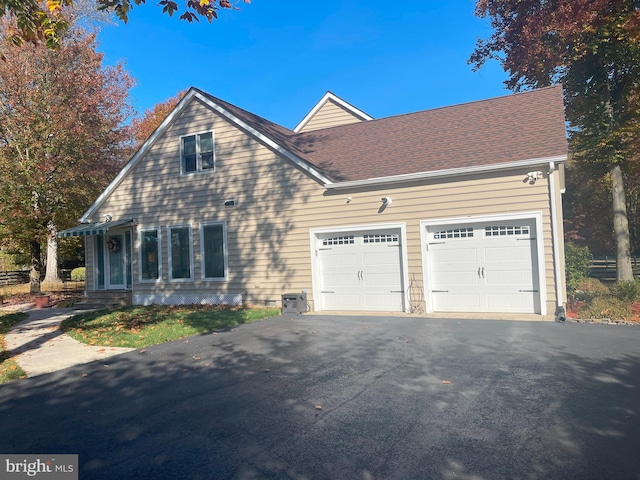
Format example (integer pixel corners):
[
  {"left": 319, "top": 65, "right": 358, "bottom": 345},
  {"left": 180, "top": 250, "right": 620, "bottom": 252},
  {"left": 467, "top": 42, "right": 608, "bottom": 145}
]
[{"left": 59, "top": 85, "right": 568, "bottom": 319}]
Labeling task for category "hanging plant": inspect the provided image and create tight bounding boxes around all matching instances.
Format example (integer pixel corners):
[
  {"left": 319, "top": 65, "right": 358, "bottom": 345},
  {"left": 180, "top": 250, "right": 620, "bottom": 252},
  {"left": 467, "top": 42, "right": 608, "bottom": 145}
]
[{"left": 107, "top": 236, "right": 120, "bottom": 254}]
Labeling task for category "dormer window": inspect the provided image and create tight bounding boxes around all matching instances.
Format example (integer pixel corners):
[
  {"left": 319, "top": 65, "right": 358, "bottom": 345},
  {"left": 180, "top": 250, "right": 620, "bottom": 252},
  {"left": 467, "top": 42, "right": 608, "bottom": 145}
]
[{"left": 181, "top": 131, "right": 214, "bottom": 174}]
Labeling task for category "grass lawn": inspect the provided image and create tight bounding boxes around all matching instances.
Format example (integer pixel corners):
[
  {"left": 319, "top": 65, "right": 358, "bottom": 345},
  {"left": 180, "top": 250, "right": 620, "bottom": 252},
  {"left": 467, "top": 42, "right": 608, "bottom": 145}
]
[
  {"left": 0, "top": 310, "right": 28, "bottom": 383},
  {"left": 61, "top": 305, "right": 282, "bottom": 348}
]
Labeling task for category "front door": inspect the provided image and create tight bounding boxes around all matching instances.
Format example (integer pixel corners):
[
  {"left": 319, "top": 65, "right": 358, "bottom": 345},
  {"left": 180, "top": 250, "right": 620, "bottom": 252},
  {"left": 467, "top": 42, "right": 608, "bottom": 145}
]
[{"left": 106, "top": 234, "right": 126, "bottom": 289}]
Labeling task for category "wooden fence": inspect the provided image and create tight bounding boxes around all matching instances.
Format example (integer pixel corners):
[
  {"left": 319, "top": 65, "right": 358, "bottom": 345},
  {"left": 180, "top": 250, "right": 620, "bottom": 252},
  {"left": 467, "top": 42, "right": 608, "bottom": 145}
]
[
  {"left": 589, "top": 256, "right": 640, "bottom": 283},
  {"left": 0, "top": 270, "right": 30, "bottom": 287}
]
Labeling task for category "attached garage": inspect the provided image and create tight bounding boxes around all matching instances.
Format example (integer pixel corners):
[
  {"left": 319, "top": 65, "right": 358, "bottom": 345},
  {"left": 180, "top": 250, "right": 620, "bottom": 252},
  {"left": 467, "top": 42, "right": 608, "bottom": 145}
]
[
  {"left": 311, "top": 225, "right": 408, "bottom": 312},
  {"left": 421, "top": 214, "right": 546, "bottom": 315}
]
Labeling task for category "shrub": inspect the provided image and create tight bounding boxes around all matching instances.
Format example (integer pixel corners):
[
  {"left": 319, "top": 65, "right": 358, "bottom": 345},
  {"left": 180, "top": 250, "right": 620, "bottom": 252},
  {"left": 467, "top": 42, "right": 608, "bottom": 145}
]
[
  {"left": 578, "top": 296, "right": 632, "bottom": 320},
  {"left": 0, "top": 252, "right": 29, "bottom": 271},
  {"left": 565, "top": 242, "right": 592, "bottom": 293},
  {"left": 573, "top": 278, "right": 609, "bottom": 302},
  {"left": 609, "top": 280, "right": 640, "bottom": 302},
  {"left": 579, "top": 278, "right": 609, "bottom": 293},
  {"left": 70, "top": 267, "right": 85, "bottom": 282}
]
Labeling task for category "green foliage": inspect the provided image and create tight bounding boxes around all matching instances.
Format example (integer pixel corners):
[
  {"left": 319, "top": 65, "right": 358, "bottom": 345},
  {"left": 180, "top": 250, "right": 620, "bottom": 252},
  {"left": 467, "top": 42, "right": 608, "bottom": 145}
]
[
  {"left": 471, "top": 0, "right": 640, "bottom": 281},
  {"left": 61, "top": 305, "right": 282, "bottom": 348},
  {"left": 572, "top": 277, "right": 609, "bottom": 302},
  {"left": 578, "top": 296, "right": 632, "bottom": 320},
  {"left": 609, "top": 280, "right": 640, "bottom": 302},
  {"left": 1, "top": 0, "right": 249, "bottom": 49},
  {"left": 0, "top": 311, "right": 28, "bottom": 335},
  {"left": 0, "top": 311, "right": 28, "bottom": 383},
  {"left": 70, "top": 267, "right": 85, "bottom": 281},
  {"left": 0, "top": 31, "right": 134, "bottom": 292},
  {"left": 0, "top": 359, "right": 27, "bottom": 383},
  {"left": 565, "top": 242, "right": 592, "bottom": 292},
  {"left": 0, "top": 252, "right": 29, "bottom": 271}
]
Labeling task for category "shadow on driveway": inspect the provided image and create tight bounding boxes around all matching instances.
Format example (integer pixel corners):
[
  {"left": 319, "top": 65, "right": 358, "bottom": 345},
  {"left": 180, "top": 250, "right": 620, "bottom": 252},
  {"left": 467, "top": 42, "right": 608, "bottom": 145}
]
[{"left": 1, "top": 315, "right": 640, "bottom": 479}]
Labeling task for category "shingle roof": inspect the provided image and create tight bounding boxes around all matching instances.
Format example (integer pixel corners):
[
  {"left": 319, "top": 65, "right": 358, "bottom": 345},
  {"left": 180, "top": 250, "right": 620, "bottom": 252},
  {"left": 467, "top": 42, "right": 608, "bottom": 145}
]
[{"left": 199, "top": 85, "right": 567, "bottom": 184}]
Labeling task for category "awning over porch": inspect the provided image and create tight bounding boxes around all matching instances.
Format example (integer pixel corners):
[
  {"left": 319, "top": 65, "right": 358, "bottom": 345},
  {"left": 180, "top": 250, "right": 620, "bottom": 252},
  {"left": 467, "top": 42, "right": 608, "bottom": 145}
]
[{"left": 57, "top": 219, "right": 135, "bottom": 238}]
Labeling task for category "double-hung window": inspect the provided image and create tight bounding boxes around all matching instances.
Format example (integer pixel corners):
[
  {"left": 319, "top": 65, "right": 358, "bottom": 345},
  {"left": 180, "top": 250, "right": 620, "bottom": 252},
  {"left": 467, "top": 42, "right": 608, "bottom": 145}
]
[
  {"left": 139, "top": 228, "right": 160, "bottom": 282},
  {"left": 181, "top": 131, "right": 214, "bottom": 174},
  {"left": 169, "top": 225, "right": 194, "bottom": 281},
  {"left": 200, "top": 222, "right": 227, "bottom": 281}
]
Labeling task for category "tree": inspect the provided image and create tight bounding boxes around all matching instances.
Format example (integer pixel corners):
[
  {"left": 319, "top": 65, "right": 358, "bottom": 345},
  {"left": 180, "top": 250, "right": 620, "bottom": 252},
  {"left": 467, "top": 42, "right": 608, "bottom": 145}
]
[
  {"left": 470, "top": 0, "right": 640, "bottom": 282},
  {"left": 0, "top": 0, "right": 251, "bottom": 48},
  {"left": 0, "top": 32, "right": 134, "bottom": 292},
  {"left": 129, "top": 89, "right": 186, "bottom": 150}
]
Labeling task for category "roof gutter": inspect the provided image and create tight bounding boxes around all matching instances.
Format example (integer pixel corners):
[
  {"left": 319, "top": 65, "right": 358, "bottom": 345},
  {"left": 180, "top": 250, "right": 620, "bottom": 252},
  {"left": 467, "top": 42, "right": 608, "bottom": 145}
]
[{"left": 324, "top": 155, "right": 568, "bottom": 190}]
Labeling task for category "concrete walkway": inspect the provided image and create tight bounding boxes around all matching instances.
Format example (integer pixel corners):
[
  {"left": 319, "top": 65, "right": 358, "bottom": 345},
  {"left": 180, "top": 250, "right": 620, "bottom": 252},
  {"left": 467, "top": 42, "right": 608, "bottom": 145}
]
[{"left": 3, "top": 307, "right": 134, "bottom": 377}]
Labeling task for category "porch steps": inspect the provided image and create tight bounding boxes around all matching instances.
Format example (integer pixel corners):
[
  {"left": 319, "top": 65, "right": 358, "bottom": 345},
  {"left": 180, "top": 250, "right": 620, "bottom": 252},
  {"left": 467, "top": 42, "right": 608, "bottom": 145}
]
[{"left": 74, "top": 291, "right": 132, "bottom": 310}]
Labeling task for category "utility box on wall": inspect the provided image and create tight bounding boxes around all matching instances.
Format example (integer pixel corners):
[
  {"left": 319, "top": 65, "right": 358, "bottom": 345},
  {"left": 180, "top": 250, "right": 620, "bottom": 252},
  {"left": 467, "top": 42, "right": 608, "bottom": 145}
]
[{"left": 282, "top": 292, "right": 307, "bottom": 314}]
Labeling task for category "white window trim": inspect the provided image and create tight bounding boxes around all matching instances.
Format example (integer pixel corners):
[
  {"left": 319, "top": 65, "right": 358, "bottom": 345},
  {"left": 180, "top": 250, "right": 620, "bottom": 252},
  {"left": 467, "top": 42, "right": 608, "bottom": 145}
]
[
  {"left": 180, "top": 130, "right": 215, "bottom": 175},
  {"left": 168, "top": 224, "right": 195, "bottom": 282},
  {"left": 138, "top": 227, "right": 162, "bottom": 284},
  {"left": 200, "top": 221, "right": 228, "bottom": 281}
]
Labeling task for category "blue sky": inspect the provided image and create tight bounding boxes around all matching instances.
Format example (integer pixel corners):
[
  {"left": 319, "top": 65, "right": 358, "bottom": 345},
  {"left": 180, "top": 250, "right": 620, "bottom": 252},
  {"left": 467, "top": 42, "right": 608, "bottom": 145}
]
[{"left": 97, "top": 0, "right": 509, "bottom": 129}]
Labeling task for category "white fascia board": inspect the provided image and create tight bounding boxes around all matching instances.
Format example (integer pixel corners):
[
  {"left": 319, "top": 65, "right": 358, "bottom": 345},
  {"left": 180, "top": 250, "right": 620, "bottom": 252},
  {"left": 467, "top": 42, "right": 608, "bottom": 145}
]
[
  {"left": 194, "top": 93, "right": 333, "bottom": 185},
  {"left": 324, "top": 155, "right": 568, "bottom": 190},
  {"left": 293, "top": 92, "right": 373, "bottom": 133},
  {"left": 80, "top": 89, "right": 200, "bottom": 223}
]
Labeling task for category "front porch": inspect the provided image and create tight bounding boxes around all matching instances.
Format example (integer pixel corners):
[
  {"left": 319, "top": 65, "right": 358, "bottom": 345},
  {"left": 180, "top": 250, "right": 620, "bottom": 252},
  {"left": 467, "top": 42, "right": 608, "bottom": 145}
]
[{"left": 76, "top": 290, "right": 132, "bottom": 309}]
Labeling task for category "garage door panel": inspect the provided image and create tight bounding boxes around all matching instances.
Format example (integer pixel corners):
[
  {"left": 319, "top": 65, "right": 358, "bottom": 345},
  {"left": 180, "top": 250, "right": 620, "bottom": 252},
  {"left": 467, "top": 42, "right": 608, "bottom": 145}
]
[
  {"left": 433, "top": 293, "right": 481, "bottom": 310},
  {"left": 427, "top": 219, "right": 540, "bottom": 314},
  {"left": 485, "top": 270, "right": 534, "bottom": 286},
  {"left": 431, "top": 246, "right": 477, "bottom": 263},
  {"left": 483, "top": 245, "right": 531, "bottom": 262},
  {"left": 363, "top": 293, "right": 404, "bottom": 310},
  {"left": 322, "top": 273, "right": 360, "bottom": 289},
  {"left": 362, "top": 251, "right": 401, "bottom": 266},
  {"left": 319, "top": 251, "right": 357, "bottom": 267},
  {"left": 363, "top": 272, "right": 401, "bottom": 288},
  {"left": 486, "top": 294, "right": 535, "bottom": 311},
  {"left": 432, "top": 271, "right": 480, "bottom": 287},
  {"left": 317, "top": 229, "right": 404, "bottom": 312},
  {"left": 322, "top": 294, "right": 360, "bottom": 310}
]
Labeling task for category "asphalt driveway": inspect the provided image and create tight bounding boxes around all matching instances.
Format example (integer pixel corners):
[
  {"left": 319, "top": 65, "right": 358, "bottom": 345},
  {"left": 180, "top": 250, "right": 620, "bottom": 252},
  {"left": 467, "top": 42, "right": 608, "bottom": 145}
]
[{"left": 1, "top": 314, "right": 640, "bottom": 480}]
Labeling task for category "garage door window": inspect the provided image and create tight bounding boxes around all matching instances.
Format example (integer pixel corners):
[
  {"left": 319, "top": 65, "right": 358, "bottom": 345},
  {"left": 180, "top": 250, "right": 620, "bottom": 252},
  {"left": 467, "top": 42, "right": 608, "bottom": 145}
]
[
  {"left": 433, "top": 227, "right": 474, "bottom": 239},
  {"left": 485, "top": 225, "right": 530, "bottom": 236},
  {"left": 322, "top": 235, "right": 355, "bottom": 246},
  {"left": 363, "top": 233, "right": 398, "bottom": 243}
]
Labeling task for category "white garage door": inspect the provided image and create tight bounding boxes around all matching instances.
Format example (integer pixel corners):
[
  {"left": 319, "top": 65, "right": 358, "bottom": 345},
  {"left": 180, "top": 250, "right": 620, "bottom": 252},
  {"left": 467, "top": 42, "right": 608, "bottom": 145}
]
[
  {"left": 426, "top": 220, "right": 540, "bottom": 313},
  {"left": 317, "top": 229, "right": 404, "bottom": 311}
]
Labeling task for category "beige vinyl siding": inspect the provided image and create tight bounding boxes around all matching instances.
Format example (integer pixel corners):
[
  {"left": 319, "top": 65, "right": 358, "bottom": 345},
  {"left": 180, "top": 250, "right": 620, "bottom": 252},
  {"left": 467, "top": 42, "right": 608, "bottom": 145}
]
[
  {"left": 87, "top": 97, "right": 562, "bottom": 315},
  {"left": 306, "top": 175, "right": 557, "bottom": 314},
  {"left": 297, "top": 99, "right": 366, "bottom": 132}
]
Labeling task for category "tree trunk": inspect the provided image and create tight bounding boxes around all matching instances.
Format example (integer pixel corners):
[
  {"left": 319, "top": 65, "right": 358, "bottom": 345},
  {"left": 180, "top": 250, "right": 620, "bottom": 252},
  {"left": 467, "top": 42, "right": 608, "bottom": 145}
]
[
  {"left": 612, "top": 164, "right": 634, "bottom": 282},
  {"left": 29, "top": 240, "right": 42, "bottom": 294},
  {"left": 43, "top": 221, "right": 61, "bottom": 287}
]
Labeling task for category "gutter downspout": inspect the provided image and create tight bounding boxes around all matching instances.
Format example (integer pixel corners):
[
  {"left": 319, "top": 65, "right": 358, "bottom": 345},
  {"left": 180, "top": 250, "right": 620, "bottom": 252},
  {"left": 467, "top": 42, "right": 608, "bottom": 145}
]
[{"left": 548, "top": 161, "right": 566, "bottom": 321}]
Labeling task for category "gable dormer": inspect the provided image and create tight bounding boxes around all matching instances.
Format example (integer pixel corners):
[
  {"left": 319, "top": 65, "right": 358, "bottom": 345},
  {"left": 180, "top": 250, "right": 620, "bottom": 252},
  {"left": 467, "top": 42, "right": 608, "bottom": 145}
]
[{"left": 294, "top": 92, "right": 372, "bottom": 133}]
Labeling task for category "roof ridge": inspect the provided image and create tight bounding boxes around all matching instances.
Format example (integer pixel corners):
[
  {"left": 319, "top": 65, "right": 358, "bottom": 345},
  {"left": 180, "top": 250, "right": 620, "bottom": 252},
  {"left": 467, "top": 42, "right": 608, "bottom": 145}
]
[{"left": 293, "top": 84, "right": 563, "bottom": 135}]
